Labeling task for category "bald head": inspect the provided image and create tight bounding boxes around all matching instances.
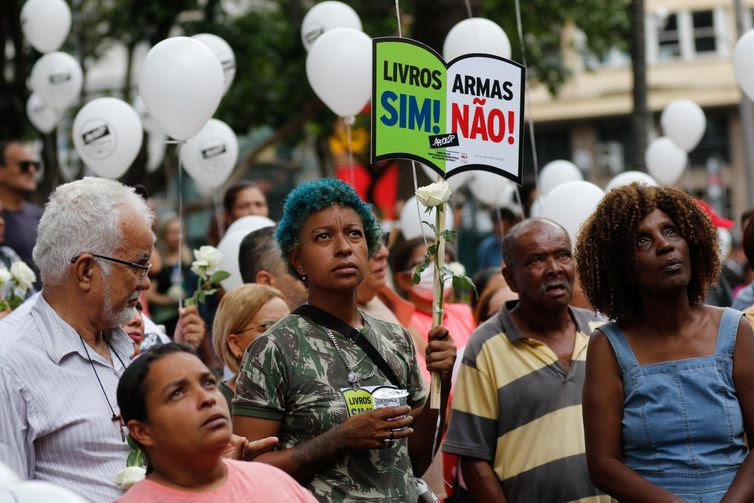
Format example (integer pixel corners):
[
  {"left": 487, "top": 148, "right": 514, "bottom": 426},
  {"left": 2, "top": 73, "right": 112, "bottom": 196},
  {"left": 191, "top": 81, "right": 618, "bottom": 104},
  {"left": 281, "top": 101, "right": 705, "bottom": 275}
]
[{"left": 502, "top": 218, "right": 570, "bottom": 268}]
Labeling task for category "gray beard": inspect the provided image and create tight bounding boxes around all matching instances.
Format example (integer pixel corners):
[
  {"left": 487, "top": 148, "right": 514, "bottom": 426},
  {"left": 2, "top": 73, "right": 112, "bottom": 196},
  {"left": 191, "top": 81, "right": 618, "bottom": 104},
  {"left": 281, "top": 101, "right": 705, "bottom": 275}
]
[{"left": 104, "top": 287, "right": 138, "bottom": 327}]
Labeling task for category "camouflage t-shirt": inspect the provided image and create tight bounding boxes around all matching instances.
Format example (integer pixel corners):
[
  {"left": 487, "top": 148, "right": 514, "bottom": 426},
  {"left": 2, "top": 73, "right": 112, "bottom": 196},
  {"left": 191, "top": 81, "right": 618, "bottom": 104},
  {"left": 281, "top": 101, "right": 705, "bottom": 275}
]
[{"left": 233, "top": 311, "right": 427, "bottom": 502}]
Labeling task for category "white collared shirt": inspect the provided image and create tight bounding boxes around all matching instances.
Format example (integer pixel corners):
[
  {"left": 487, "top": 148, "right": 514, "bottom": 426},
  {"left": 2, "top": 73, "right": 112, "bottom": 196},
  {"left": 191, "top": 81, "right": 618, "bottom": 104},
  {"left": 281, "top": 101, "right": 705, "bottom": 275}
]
[{"left": 0, "top": 294, "right": 133, "bottom": 502}]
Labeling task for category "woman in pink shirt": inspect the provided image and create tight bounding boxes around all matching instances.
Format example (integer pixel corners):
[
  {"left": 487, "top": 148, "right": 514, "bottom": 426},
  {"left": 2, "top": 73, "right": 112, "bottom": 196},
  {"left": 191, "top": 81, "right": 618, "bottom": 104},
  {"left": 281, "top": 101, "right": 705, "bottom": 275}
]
[{"left": 115, "top": 343, "right": 316, "bottom": 502}]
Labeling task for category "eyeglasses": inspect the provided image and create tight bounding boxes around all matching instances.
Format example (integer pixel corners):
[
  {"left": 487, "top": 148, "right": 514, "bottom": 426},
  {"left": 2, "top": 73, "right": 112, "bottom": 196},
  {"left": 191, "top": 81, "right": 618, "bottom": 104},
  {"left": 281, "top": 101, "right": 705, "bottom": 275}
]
[
  {"left": 70, "top": 253, "right": 152, "bottom": 278},
  {"left": 18, "top": 160, "right": 41, "bottom": 173},
  {"left": 238, "top": 320, "right": 277, "bottom": 335}
]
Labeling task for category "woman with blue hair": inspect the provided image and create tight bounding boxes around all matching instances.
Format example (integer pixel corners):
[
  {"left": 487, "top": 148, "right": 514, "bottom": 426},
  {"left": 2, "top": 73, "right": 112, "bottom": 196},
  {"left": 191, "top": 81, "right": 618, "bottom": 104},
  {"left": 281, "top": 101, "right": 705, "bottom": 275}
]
[{"left": 232, "top": 179, "right": 456, "bottom": 502}]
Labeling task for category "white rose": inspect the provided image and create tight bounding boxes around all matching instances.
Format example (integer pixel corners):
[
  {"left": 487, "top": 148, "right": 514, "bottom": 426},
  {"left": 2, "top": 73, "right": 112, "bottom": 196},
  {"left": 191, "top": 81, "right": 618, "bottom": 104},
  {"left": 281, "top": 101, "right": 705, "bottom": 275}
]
[
  {"left": 415, "top": 181, "right": 452, "bottom": 208},
  {"left": 192, "top": 246, "right": 222, "bottom": 275},
  {"left": 0, "top": 268, "right": 11, "bottom": 288},
  {"left": 190, "top": 259, "right": 209, "bottom": 276},
  {"left": 115, "top": 465, "right": 146, "bottom": 489},
  {"left": 9, "top": 261, "right": 36, "bottom": 293},
  {"left": 447, "top": 261, "right": 466, "bottom": 277}
]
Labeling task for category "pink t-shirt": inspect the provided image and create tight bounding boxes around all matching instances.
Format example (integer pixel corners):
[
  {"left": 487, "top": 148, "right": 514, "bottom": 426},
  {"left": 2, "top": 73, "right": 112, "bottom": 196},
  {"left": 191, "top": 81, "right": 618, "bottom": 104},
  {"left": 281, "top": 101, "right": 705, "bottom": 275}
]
[
  {"left": 409, "top": 302, "right": 474, "bottom": 384},
  {"left": 116, "top": 459, "right": 317, "bottom": 503}
]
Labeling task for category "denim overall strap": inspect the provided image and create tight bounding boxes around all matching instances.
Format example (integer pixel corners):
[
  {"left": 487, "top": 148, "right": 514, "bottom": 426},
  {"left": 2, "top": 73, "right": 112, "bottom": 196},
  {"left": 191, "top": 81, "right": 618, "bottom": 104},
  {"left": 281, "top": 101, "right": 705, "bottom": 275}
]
[
  {"left": 715, "top": 308, "right": 741, "bottom": 358},
  {"left": 598, "top": 322, "right": 638, "bottom": 374}
]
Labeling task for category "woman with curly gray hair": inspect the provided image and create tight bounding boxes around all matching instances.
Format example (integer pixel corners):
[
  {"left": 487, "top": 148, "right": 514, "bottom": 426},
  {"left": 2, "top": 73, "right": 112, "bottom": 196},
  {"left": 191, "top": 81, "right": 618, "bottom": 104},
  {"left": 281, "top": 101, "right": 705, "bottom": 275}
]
[
  {"left": 231, "top": 178, "right": 456, "bottom": 502},
  {"left": 576, "top": 183, "right": 754, "bottom": 502}
]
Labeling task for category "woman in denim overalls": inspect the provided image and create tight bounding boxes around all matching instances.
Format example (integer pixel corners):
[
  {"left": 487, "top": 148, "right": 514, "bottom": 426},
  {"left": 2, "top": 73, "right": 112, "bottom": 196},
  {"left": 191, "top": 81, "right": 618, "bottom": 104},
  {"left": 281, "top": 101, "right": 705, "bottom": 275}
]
[{"left": 574, "top": 184, "right": 754, "bottom": 502}]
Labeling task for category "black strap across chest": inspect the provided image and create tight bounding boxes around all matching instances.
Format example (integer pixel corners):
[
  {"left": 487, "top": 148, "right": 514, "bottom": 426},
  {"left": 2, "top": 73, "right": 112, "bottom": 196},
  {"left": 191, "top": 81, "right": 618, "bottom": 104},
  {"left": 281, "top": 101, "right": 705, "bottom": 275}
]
[{"left": 293, "top": 305, "right": 401, "bottom": 388}]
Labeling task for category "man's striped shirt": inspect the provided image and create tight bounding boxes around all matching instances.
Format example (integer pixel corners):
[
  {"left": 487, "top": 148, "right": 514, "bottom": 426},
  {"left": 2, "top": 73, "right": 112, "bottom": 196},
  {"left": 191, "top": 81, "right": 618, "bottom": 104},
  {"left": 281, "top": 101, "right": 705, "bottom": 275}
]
[{"left": 443, "top": 301, "right": 611, "bottom": 502}]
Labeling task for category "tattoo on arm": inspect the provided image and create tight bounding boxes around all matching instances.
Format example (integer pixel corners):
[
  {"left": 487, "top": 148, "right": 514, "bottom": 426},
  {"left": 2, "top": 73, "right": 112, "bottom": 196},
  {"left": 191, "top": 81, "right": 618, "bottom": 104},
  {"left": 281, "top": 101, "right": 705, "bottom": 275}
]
[{"left": 291, "top": 428, "right": 341, "bottom": 466}]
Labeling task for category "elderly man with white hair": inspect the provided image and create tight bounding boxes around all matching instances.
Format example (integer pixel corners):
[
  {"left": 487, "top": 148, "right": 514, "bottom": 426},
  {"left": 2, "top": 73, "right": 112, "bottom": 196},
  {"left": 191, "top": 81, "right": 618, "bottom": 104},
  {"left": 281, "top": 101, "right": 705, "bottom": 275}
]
[{"left": 0, "top": 178, "right": 200, "bottom": 501}]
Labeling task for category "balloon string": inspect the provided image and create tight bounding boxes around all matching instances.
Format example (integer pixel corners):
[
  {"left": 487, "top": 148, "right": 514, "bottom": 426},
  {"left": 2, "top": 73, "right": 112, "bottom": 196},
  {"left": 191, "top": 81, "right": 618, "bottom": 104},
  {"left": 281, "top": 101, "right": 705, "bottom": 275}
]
[
  {"left": 213, "top": 190, "right": 225, "bottom": 242},
  {"left": 176, "top": 141, "right": 185, "bottom": 309},
  {"left": 462, "top": 0, "right": 473, "bottom": 18},
  {"left": 514, "top": 0, "right": 540, "bottom": 194},
  {"left": 345, "top": 120, "right": 357, "bottom": 191},
  {"left": 394, "top": 0, "right": 403, "bottom": 37}
]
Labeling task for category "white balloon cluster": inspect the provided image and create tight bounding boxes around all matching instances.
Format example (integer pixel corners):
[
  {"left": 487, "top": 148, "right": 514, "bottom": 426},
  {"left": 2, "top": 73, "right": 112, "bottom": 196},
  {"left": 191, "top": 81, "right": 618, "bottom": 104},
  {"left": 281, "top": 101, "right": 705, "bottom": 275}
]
[
  {"left": 134, "top": 35, "right": 239, "bottom": 188},
  {"left": 21, "top": 0, "right": 78, "bottom": 132},
  {"left": 643, "top": 99, "right": 705, "bottom": 186}
]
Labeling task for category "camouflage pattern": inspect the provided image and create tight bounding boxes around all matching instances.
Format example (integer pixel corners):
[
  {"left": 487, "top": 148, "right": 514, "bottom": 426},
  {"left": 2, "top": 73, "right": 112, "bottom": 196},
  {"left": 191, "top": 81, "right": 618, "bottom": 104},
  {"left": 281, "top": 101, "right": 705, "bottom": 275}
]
[{"left": 233, "top": 311, "right": 427, "bottom": 502}]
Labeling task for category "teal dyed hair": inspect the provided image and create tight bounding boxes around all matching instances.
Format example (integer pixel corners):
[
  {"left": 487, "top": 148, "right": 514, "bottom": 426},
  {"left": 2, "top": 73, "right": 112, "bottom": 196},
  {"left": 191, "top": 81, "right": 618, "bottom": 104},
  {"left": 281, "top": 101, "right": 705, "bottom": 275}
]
[{"left": 275, "top": 178, "right": 382, "bottom": 277}]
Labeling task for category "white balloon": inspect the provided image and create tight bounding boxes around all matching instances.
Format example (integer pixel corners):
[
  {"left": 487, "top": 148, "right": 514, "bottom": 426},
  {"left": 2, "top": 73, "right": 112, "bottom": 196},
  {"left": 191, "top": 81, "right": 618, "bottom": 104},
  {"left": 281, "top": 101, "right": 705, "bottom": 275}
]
[
  {"left": 72, "top": 98, "right": 143, "bottom": 179},
  {"left": 301, "top": 1, "right": 362, "bottom": 51},
  {"left": 306, "top": 27, "right": 371, "bottom": 119},
  {"left": 733, "top": 29, "right": 754, "bottom": 102},
  {"left": 399, "top": 196, "right": 454, "bottom": 240},
  {"left": 192, "top": 33, "right": 236, "bottom": 95},
  {"left": 645, "top": 137, "right": 688, "bottom": 185},
  {"left": 468, "top": 171, "right": 516, "bottom": 207},
  {"left": 20, "top": 0, "right": 71, "bottom": 53},
  {"left": 133, "top": 96, "right": 162, "bottom": 134},
  {"left": 443, "top": 18, "right": 512, "bottom": 62},
  {"left": 660, "top": 99, "right": 706, "bottom": 152},
  {"left": 1, "top": 481, "right": 87, "bottom": 503},
  {"left": 539, "top": 181, "right": 604, "bottom": 244},
  {"left": 146, "top": 129, "right": 167, "bottom": 173},
  {"left": 605, "top": 171, "right": 658, "bottom": 192},
  {"left": 29, "top": 51, "right": 82, "bottom": 112},
  {"left": 538, "top": 160, "right": 583, "bottom": 197},
  {"left": 217, "top": 216, "right": 275, "bottom": 291},
  {"left": 138, "top": 37, "right": 224, "bottom": 141},
  {"left": 419, "top": 163, "right": 473, "bottom": 191},
  {"left": 718, "top": 228, "right": 732, "bottom": 260},
  {"left": 26, "top": 93, "right": 58, "bottom": 133},
  {"left": 180, "top": 119, "right": 238, "bottom": 190}
]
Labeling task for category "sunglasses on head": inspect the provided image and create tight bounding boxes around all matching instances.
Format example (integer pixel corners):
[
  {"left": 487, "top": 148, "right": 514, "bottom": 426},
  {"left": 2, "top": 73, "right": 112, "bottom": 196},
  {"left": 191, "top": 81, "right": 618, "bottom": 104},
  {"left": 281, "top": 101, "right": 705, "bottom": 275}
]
[{"left": 17, "top": 160, "right": 40, "bottom": 173}]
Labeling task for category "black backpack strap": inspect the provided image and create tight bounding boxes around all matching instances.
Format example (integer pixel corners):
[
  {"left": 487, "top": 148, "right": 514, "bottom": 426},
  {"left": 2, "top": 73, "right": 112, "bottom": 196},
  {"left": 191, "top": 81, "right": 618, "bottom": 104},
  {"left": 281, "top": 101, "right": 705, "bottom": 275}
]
[{"left": 293, "top": 305, "right": 402, "bottom": 388}]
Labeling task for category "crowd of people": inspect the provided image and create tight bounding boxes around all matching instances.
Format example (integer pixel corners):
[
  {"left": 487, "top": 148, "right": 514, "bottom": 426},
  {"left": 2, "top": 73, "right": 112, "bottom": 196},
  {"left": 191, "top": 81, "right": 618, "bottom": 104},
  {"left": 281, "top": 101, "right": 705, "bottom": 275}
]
[{"left": 1, "top": 137, "right": 754, "bottom": 502}]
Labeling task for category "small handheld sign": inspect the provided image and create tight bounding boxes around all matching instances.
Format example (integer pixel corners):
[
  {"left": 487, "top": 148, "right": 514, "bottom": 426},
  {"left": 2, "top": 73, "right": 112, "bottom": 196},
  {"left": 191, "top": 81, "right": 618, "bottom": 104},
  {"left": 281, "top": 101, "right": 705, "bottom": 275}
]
[
  {"left": 371, "top": 37, "right": 525, "bottom": 409},
  {"left": 371, "top": 37, "right": 525, "bottom": 184}
]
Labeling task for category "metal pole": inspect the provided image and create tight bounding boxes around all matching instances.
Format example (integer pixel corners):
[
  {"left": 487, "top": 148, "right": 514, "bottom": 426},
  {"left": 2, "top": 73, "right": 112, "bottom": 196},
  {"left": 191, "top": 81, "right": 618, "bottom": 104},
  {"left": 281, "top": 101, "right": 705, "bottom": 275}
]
[{"left": 734, "top": 0, "right": 754, "bottom": 207}]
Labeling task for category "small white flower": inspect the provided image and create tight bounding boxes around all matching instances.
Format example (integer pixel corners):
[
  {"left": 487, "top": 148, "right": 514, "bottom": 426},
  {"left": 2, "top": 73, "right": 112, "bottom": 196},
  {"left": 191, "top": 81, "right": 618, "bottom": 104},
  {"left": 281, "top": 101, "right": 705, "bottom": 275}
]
[
  {"left": 447, "top": 261, "right": 466, "bottom": 277},
  {"left": 0, "top": 268, "right": 11, "bottom": 288},
  {"left": 415, "top": 181, "right": 452, "bottom": 208},
  {"left": 115, "top": 465, "right": 146, "bottom": 489},
  {"left": 190, "top": 259, "right": 209, "bottom": 276},
  {"left": 192, "top": 246, "right": 222, "bottom": 275},
  {"left": 9, "top": 261, "right": 35, "bottom": 293}
]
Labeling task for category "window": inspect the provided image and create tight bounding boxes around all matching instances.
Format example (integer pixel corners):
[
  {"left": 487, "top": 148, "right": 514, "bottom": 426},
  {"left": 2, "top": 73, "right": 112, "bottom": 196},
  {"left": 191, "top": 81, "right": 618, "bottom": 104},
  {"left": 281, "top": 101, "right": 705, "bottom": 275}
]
[
  {"left": 658, "top": 13, "right": 681, "bottom": 60},
  {"left": 692, "top": 10, "right": 716, "bottom": 54}
]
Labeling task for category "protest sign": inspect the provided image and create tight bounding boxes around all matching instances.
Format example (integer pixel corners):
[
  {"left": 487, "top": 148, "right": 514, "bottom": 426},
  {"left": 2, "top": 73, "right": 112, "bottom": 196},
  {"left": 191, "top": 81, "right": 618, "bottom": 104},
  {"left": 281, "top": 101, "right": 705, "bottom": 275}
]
[{"left": 371, "top": 37, "right": 525, "bottom": 184}]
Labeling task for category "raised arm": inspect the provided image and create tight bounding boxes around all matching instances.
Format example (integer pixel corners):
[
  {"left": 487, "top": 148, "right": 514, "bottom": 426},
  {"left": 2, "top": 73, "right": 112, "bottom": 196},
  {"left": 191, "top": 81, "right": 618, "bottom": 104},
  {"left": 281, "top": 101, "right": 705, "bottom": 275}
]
[
  {"left": 408, "top": 325, "right": 456, "bottom": 476},
  {"left": 583, "top": 331, "right": 683, "bottom": 502},
  {"left": 722, "top": 318, "right": 754, "bottom": 502}
]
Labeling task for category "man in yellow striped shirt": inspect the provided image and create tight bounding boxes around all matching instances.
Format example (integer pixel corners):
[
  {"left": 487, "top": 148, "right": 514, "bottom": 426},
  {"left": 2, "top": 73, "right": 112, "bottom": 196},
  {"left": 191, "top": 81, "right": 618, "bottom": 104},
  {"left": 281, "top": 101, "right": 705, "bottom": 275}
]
[{"left": 443, "top": 219, "right": 611, "bottom": 502}]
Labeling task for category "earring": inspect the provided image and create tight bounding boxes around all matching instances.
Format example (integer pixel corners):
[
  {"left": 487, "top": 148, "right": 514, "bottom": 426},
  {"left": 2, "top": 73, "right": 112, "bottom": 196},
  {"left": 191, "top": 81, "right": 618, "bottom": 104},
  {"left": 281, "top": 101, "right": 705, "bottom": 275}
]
[{"left": 298, "top": 269, "right": 306, "bottom": 281}]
